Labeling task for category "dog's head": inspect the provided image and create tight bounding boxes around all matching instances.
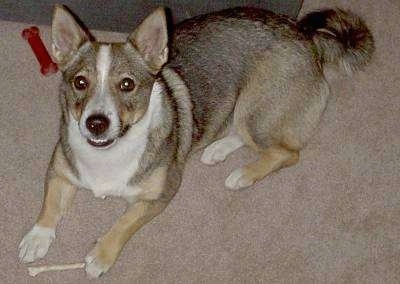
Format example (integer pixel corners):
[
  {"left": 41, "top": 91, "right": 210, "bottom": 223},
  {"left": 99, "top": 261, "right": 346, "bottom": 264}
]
[{"left": 52, "top": 5, "right": 169, "bottom": 148}]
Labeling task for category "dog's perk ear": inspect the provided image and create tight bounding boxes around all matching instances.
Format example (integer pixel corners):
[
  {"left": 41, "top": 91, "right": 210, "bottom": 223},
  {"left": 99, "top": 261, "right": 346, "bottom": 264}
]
[
  {"left": 51, "top": 5, "right": 90, "bottom": 65},
  {"left": 128, "top": 8, "right": 169, "bottom": 72}
]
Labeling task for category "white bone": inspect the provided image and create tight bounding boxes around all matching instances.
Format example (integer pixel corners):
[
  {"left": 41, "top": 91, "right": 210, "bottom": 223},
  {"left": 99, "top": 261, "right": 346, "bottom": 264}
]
[{"left": 28, "top": 262, "right": 85, "bottom": 277}]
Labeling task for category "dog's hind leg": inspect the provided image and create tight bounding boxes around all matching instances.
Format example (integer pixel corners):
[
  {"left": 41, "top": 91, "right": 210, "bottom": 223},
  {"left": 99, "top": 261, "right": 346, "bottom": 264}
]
[
  {"left": 201, "top": 134, "right": 244, "bottom": 165},
  {"left": 225, "top": 145, "right": 299, "bottom": 190}
]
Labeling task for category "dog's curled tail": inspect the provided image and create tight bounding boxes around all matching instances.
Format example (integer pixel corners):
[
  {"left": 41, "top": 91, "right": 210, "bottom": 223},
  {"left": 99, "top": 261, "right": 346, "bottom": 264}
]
[{"left": 298, "top": 8, "right": 375, "bottom": 75}]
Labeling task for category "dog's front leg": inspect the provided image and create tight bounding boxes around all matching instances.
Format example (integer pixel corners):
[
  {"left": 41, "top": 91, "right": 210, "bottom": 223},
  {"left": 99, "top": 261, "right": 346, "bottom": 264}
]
[
  {"left": 19, "top": 144, "right": 77, "bottom": 262},
  {"left": 85, "top": 198, "right": 170, "bottom": 278}
]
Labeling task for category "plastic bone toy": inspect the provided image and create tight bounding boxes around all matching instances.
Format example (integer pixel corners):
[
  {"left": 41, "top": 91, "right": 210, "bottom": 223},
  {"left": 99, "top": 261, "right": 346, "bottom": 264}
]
[{"left": 22, "top": 26, "right": 58, "bottom": 76}]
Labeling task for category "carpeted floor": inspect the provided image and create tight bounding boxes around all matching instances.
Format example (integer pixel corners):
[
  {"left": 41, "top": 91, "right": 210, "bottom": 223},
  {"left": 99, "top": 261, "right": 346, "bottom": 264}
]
[{"left": 1, "top": 0, "right": 399, "bottom": 283}]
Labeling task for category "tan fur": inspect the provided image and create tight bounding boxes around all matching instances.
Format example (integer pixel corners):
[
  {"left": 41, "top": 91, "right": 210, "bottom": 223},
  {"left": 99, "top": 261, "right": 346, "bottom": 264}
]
[
  {"left": 239, "top": 146, "right": 299, "bottom": 184},
  {"left": 137, "top": 166, "right": 168, "bottom": 201},
  {"left": 73, "top": 101, "right": 84, "bottom": 120},
  {"left": 120, "top": 104, "right": 146, "bottom": 126},
  {"left": 89, "top": 200, "right": 168, "bottom": 266},
  {"left": 37, "top": 145, "right": 77, "bottom": 229}
]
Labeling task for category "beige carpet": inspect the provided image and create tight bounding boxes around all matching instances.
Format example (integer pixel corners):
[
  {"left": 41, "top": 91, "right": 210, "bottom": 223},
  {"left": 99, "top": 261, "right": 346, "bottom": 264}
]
[{"left": 1, "top": 0, "right": 399, "bottom": 283}]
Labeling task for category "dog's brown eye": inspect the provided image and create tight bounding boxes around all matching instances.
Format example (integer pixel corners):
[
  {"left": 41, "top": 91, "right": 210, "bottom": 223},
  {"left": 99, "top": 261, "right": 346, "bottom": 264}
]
[
  {"left": 74, "top": 76, "right": 89, "bottom": 91},
  {"left": 119, "top": 78, "right": 135, "bottom": 92}
]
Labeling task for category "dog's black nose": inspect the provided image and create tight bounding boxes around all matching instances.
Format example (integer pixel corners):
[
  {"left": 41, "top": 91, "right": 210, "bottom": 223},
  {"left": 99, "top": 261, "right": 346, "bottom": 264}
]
[{"left": 86, "top": 114, "right": 110, "bottom": 136}]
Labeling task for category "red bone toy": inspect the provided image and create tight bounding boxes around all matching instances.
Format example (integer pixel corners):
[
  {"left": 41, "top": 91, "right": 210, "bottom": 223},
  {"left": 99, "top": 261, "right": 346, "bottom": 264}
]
[{"left": 22, "top": 26, "right": 58, "bottom": 76}]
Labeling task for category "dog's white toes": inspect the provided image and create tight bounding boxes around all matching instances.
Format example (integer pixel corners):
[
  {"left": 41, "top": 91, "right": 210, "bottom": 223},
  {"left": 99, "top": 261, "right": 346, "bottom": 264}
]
[
  {"left": 201, "top": 135, "right": 244, "bottom": 165},
  {"left": 18, "top": 225, "right": 55, "bottom": 263},
  {"left": 225, "top": 168, "right": 255, "bottom": 190},
  {"left": 201, "top": 144, "right": 228, "bottom": 165},
  {"left": 85, "top": 249, "right": 110, "bottom": 278}
]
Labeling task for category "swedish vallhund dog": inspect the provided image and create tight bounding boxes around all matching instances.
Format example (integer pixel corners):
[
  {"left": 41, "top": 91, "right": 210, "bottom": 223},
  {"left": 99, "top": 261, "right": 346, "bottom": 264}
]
[{"left": 19, "top": 4, "right": 374, "bottom": 278}]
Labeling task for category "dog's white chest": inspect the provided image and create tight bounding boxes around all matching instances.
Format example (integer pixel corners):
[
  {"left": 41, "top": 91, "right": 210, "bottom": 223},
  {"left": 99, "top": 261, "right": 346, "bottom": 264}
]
[
  {"left": 77, "top": 142, "right": 144, "bottom": 198},
  {"left": 69, "top": 124, "right": 148, "bottom": 198}
]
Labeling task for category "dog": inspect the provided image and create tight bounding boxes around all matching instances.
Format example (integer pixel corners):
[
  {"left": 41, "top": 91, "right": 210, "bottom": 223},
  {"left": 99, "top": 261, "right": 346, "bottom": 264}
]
[{"left": 18, "top": 4, "right": 374, "bottom": 278}]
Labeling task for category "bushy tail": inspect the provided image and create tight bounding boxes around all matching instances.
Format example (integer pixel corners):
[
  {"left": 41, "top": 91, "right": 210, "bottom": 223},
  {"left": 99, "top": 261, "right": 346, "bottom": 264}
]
[{"left": 298, "top": 9, "right": 375, "bottom": 74}]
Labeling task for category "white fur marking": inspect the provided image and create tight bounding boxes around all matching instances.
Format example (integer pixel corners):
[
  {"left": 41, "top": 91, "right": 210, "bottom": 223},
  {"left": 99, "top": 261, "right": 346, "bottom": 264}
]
[
  {"left": 225, "top": 168, "right": 255, "bottom": 190},
  {"left": 85, "top": 249, "right": 110, "bottom": 278},
  {"left": 79, "top": 44, "right": 120, "bottom": 141},
  {"left": 97, "top": 45, "right": 112, "bottom": 94},
  {"left": 201, "top": 134, "right": 244, "bottom": 165},
  {"left": 19, "top": 225, "right": 55, "bottom": 263},
  {"left": 68, "top": 82, "right": 164, "bottom": 199}
]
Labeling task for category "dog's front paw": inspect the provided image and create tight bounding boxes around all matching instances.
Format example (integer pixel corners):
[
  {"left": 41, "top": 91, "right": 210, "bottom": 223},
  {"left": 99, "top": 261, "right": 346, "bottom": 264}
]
[
  {"left": 19, "top": 225, "right": 55, "bottom": 263},
  {"left": 85, "top": 241, "right": 119, "bottom": 278},
  {"left": 225, "top": 168, "right": 255, "bottom": 190}
]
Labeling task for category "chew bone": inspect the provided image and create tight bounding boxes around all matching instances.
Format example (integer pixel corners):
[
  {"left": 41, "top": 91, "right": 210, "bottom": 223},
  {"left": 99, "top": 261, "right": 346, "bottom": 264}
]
[
  {"left": 28, "top": 262, "right": 85, "bottom": 277},
  {"left": 22, "top": 26, "right": 58, "bottom": 76}
]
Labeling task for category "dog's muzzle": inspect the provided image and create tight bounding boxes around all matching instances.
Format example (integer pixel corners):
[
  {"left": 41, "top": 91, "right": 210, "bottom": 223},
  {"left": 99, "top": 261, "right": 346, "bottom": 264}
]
[{"left": 85, "top": 113, "right": 115, "bottom": 147}]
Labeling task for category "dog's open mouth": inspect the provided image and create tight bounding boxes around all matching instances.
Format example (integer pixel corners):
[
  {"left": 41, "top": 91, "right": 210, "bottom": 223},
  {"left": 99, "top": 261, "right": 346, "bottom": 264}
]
[
  {"left": 82, "top": 120, "right": 131, "bottom": 149},
  {"left": 87, "top": 138, "right": 116, "bottom": 148}
]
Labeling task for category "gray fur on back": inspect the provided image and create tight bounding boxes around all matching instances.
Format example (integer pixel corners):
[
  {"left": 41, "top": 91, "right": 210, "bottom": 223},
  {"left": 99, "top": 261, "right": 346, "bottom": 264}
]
[
  {"left": 167, "top": 8, "right": 306, "bottom": 146},
  {"left": 166, "top": 7, "right": 374, "bottom": 149}
]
